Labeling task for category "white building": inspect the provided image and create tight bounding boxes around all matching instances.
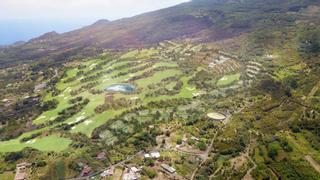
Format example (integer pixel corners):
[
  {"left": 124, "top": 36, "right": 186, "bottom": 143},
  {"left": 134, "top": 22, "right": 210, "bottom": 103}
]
[{"left": 150, "top": 152, "right": 160, "bottom": 159}]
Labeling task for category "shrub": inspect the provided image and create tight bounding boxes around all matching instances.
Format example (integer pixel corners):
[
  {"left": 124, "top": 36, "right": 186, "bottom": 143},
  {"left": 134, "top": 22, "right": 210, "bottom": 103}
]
[
  {"left": 176, "top": 138, "right": 183, "bottom": 145},
  {"left": 143, "top": 167, "right": 157, "bottom": 179},
  {"left": 197, "top": 142, "right": 207, "bottom": 151}
]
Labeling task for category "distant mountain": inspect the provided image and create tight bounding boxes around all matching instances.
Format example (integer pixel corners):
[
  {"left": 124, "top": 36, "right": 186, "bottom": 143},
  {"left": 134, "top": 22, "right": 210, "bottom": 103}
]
[{"left": 0, "top": 0, "right": 319, "bottom": 67}]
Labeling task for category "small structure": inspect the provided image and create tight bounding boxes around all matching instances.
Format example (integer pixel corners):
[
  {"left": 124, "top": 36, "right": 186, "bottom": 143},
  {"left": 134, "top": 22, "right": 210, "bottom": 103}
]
[
  {"left": 191, "top": 136, "right": 199, "bottom": 141},
  {"left": 100, "top": 167, "right": 114, "bottom": 177},
  {"left": 14, "top": 162, "right": 31, "bottom": 180},
  {"left": 97, "top": 152, "right": 106, "bottom": 160},
  {"left": 144, "top": 153, "right": 151, "bottom": 158},
  {"left": 130, "top": 167, "right": 141, "bottom": 173},
  {"left": 2, "top": 99, "right": 9, "bottom": 103},
  {"left": 130, "top": 96, "right": 139, "bottom": 101},
  {"left": 123, "top": 167, "right": 140, "bottom": 180},
  {"left": 81, "top": 165, "right": 91, "bottom": 177},
  {"left": 150, "top": 152, "right": 160, "bottom": 159},
  {"left": 34, "top": 83, "right": 47, "bottom": 92},
  {"left": 161, "top": 164, "right": 176, "bottom": 174},
  {"left": 144, "top": 151, "right": 160, "bottom": 159}
]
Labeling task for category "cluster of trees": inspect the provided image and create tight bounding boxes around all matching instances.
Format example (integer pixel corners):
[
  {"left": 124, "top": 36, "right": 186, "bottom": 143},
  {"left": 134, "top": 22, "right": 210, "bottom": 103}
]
[
  {"left": 20, "top": 132, "right": 42, "bottom": 143},
  {"left": 113, "top": 62, "right": 154, "bottom": 78},
  {"left": 132, "top": 130, "right": 158, "bottom": 150},
  {"left": 68, "top": 96, "right": 83, "bottom": 104},
  {"left": 41, "top": 99, "right": 58, "bottom": 111},
  {"left": 52, "top": 87, "right": 62, "bottom": 97},
  {"left": 298, "top": 26, "right": 320, "bottom": 58},
  {"left": 146, "top": 80, "right": 183, "bottom": 97},
  {"left": 142, "top": 167, "right": 157, "bottom": 178},
  {"left": 47, "top": 98, "right": 89, "bottom": 125},
  {"left": 70, "top": 82, "right": 98, "bottom": 96},
  {"left": 95, "top": 97, "right": 140, "bottom": 113},
  {"left": 189, "top": 70, "right": 217, "bottom": 90}
]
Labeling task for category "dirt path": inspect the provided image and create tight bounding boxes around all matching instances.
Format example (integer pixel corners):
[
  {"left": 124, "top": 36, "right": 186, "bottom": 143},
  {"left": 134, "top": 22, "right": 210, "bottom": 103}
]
[
  {"left": 190, "top": 132, "right": 217, "bottom": 180},
  {"left": 305, "top": 155, "right": 320, "bottom": 174},
  {"left": 241, "top": 134, "right": 257, "bottom": 180},
  {"left": 67, "top": 151, "right": 143, "bottom": 180},
  {"left": 308, "top": 81, "right": 320, "bottom": 97},
  {"left": 242, "top": 154, "right": 256, "bottom": 180}
]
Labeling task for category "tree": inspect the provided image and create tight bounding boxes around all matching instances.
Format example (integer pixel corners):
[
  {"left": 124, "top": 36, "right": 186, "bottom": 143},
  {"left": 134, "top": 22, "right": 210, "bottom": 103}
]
[
  {"left": 145, "top": 158, "right": 155, "bottom": 166},
  {"left": 268, "top": 147, "right": 278, "bottom": 160},
  {"left": 176, "top": 138, "right": 183, "bottom": 145},
  {"left": 4, "top": 152, "right": 23, "bottom": 162},
  {"left": 143, "top": 167, "right": 157, "bottom": 178},
  {"left": 298, "top": 27, "right": 320, "bottom": 58},
  {"left": 197, "top": 141, "right": 207, "bottom": 151}
]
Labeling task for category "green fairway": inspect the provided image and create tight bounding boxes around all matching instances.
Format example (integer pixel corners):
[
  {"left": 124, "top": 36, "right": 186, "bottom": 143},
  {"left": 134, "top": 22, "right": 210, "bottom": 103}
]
[
  {"left": 135, "top": 69, "right": 181, "bottom": 87},
  {"left": 0, "top": 135, "right": 72, "bottom": 153},
  {"left": 3, "top": 45, "right": 227, "bottom": 153},
  {"left": 217, "top": 73, "right": 240, "bottom": 87}
]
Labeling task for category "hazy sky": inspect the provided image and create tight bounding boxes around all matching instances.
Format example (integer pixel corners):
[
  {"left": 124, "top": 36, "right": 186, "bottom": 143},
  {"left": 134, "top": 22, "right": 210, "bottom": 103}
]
[
  {"left": 0, "top": 0, "right": 190, "bottom": 45},
  {"left": 0, "top": 0, "right": 189, "bottom": 21}
]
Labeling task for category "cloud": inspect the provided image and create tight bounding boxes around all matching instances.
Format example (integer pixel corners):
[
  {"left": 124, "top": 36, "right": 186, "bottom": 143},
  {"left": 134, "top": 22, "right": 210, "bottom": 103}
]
[{"left": 0, "top": 0, "right": 190, "bottom": 20}]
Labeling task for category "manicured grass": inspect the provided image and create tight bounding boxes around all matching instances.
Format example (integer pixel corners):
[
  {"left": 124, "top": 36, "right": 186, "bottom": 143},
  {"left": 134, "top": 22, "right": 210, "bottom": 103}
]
[
  {"left": 8, "top": 53, "right": 199, "bottom": 149},
  {"left": 217, "top": 73, "right": 240, "bottom": 87},
  {"left": 0, "top": 135, "right": 72, "bottom": 153},
  {"left": 135, "top": 69, "right": 181, "bottom": 87}
]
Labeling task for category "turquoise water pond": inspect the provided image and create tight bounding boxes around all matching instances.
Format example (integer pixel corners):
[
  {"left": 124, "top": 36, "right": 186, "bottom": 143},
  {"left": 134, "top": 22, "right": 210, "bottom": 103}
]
[{"left": 105, "top": 83, "right": 135, "bottom": 93}]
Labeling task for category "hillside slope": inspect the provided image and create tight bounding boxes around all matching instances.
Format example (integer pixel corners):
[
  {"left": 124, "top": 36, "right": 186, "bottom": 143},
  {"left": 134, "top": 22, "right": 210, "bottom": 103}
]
[{"left": 0, "top": 0, "right": 319, "bottom": 67}]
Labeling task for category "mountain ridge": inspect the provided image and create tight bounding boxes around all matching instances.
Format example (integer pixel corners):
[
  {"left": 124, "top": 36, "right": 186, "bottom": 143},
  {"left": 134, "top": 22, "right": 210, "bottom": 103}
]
[{"left": 0, "top": 0, "right": 319, "bottom": 67}]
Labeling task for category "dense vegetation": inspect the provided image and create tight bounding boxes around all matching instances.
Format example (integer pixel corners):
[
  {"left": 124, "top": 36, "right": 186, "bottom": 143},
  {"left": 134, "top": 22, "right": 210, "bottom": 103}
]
[{"left": 0, "top": 0, "right": 320, "bottom": 179}]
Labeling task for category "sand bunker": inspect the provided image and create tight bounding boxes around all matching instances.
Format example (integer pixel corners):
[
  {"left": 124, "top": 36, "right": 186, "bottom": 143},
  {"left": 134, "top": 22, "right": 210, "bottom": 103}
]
[
  {"left": 26, "top": 139, "right": 36, "bottom": 144},
  {"left": 84, "top": 120, "right": 93, "bottom": 125}
]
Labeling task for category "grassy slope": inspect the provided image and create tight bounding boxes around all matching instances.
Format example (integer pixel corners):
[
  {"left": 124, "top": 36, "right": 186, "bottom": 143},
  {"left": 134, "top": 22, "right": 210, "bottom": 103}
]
[{"left": 0, "top": 135, "right": 71, "bottom": 153}]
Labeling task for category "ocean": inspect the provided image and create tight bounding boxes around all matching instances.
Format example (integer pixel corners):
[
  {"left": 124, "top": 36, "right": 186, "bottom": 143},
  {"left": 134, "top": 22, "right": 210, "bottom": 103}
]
[{"left": 0, "top": 19, "right": 93, "bottom": 45}]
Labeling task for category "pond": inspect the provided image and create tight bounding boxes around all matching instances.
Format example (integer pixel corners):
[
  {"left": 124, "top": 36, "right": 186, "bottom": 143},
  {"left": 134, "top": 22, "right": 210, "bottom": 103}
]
[{"left": 105, "top": 83, "right": 135, "bottom": 93}]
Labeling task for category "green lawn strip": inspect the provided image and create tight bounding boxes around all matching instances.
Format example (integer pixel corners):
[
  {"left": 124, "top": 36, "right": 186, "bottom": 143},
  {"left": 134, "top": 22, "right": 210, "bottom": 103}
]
[
  {"left": 94, "top": 62, "right": 177, "bottom": 91},
  {"left": 63, "top": 92, "right": 105, "bottom": 125},
  {"left": 217, "top": 73, "right": 240, "bottom": 87},
  {"left": 33, "top": 96, "right": 71, "bottom": 125},
  {"left": 0, "top": 135, "right": 72, "bottom": 153},
  {"left": 135, "top": 69, "right": 182, "bottom": 88},
  {"left": 120, "top": 50, "right": 140, "bottom": 59},
  {"left": 152, "top": 61, "right": 178, "bottom": 68},
  {"left": 70, "top": 74, "right": 195, "bottom": 136},
  {"left": 165, "top": 81, "right": 177, "bottom": 90},
  {"left": 177, "top": 76, "right": 197, "bottom": 98},
  {"left": 70, "top": 109, "right": 123, "bottom": 136},
  {"left": 71, "top": 75, "right": 195, "bottom": 136}
]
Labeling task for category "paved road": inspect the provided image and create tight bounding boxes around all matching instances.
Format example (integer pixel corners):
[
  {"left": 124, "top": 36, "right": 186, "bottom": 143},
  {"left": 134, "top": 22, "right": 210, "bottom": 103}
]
[{"left": 190, "top": 132, "right": 217, "bottom": 180}]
